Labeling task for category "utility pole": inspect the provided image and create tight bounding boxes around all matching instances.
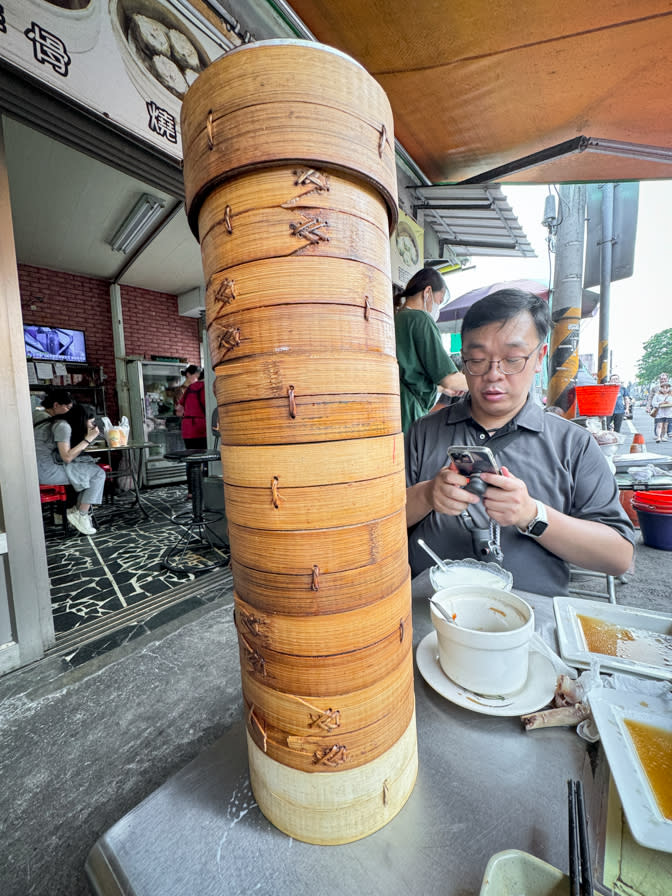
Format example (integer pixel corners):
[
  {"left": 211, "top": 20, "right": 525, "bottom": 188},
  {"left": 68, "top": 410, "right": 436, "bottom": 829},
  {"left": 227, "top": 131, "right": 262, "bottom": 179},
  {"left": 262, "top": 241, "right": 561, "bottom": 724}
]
[
  {"left": 547, "top": 184, "right": 586, "bottom": 415},
  {"left": 597, "top": 183, "right": 614, "bottom": 383}
]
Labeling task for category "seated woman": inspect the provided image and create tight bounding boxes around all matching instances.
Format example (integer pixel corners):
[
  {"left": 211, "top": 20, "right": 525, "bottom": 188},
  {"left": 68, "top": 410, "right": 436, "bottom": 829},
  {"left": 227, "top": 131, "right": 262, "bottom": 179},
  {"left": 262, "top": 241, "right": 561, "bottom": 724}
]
[{"left": 34, "top": 401, "right": 105, "bottom": 535}]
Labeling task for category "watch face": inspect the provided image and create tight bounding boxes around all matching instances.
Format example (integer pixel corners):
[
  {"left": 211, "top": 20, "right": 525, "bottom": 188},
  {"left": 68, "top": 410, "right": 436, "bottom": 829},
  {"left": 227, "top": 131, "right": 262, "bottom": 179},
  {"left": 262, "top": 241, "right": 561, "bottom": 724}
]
[{"left": 530, "top": 520, "right": 548, "bottom": 536}]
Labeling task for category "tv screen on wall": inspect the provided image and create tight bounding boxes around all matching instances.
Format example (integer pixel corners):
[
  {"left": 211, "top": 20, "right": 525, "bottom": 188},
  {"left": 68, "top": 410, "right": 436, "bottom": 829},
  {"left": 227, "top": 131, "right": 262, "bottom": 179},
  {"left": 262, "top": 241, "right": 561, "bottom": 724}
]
[{"left": 24, "top": 325, "right": 88, "bottom": 363}]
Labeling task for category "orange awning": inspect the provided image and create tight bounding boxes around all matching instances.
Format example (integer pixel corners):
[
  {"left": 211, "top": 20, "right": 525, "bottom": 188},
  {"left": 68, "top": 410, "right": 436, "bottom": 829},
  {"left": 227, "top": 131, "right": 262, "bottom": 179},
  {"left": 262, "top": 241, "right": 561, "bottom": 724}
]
[{"left": 285, "top": 0, "right": 672, "bottom": 184}]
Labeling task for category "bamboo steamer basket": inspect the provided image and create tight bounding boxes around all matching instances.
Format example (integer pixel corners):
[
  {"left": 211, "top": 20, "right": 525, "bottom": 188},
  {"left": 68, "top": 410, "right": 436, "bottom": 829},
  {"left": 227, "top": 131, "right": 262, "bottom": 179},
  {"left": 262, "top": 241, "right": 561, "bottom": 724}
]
[
  {"left": 230, "top": 552, "right": 410, "bottom": 616},
  {"left": 245, "top": 684, "right": 414, "bottom": 773},
  {"left": 240, "top": 651, "right": 414, "bottom": 738},
  {"left": 248, "top": 713, "right": 417, "bottom": 845},
  {"left": 236, "top": 608, "right": 412, "bottom": 696},
  {"left": 205, "top": 257, "right": 391, "bottom": 323},
  {"left": 214, "top": 353, "right": 398, "bottom": 407},
  {"left": 227, "top": 509, "right": 408, "bottom": 577},
  {"left": 234, "top": 575, "right": 410, "bottom": 655},
  {"left": 224, "top": 469, "right": 406, "bottom": 530},
  {"left": 181, "top": 39, "right": 415, "bottom": 845},
  {"left": 221, "top": 433, "right": 404, "bottom": 488},
  {"left": 181, "top": 40, "right": 397, "bottom": 236},
  {"left": 198, "top": 170, "right": 390, "bottom": 283}
]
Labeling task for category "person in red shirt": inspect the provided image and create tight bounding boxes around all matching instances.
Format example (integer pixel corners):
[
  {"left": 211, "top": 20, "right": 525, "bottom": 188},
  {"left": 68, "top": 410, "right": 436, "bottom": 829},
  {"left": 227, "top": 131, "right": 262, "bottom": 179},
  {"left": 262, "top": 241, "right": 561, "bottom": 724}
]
[{"left": 176, "top": 364, "right": 207, "bottom": 496}]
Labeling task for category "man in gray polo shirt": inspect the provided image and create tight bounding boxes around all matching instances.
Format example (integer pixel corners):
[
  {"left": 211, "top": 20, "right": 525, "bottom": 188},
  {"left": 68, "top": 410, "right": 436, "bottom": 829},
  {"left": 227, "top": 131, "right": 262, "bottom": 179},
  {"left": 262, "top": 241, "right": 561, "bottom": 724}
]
[{"left": 405, "top": 289, "right": 635, "bottom": 596}]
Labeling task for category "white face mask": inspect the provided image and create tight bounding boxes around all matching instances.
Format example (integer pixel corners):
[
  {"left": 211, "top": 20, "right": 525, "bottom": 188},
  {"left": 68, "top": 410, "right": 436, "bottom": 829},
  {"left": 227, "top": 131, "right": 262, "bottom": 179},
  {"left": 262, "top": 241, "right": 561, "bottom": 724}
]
[{"left": 424, "top": 289, "right": 441, "bottom": 322}]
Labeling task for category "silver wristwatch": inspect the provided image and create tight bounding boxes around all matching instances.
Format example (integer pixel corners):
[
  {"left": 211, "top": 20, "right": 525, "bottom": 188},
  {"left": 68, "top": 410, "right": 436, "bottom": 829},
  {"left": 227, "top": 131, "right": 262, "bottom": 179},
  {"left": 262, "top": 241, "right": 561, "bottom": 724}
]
[{"left": 517, "top": 499, "right": 548, "bottom": 538}]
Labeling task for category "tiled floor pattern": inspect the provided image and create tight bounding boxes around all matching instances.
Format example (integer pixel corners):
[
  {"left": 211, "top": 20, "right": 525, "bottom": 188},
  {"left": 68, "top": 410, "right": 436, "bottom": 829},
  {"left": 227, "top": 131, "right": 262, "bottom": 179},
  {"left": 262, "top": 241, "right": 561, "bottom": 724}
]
[{"left": 44, "top": 485, "right": 232, "bottom": 668}]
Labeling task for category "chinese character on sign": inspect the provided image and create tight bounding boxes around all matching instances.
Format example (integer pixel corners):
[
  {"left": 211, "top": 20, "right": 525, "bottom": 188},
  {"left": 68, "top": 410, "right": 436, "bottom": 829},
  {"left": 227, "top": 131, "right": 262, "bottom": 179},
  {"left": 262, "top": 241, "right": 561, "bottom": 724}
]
[
  {"left": 24, "top": 22, "right": 71, "bottom": 77},
  {"left": 147, "top": 101, "right": 177, "bottom": 144},
  {"left": 0, "top": 5, "right": 6, "bottom": 35}
]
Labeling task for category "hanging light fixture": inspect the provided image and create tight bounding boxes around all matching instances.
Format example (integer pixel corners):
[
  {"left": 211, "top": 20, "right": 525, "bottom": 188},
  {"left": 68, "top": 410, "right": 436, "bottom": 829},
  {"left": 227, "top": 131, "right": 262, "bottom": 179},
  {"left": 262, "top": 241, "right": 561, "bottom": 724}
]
[{"left": 108, "top": 193, "right": 166, "bottom": 254}]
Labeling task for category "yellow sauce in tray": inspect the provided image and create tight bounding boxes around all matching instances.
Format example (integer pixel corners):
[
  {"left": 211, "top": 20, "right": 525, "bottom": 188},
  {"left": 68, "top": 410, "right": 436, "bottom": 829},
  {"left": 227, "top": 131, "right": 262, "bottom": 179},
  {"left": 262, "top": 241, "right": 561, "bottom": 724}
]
[
  {"left": 576, "top": 614, "right": 672, "bottom": 669},
  {"left": 624, "top": 719, "right": 672, "bottom": 821}
]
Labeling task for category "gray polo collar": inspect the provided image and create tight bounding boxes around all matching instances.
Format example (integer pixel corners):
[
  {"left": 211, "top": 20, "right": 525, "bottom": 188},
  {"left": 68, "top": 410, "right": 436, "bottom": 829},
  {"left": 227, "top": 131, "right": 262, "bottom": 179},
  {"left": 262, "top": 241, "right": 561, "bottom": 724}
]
[{"left": 442, "top": 395, "right": 545, "bottom": 434}]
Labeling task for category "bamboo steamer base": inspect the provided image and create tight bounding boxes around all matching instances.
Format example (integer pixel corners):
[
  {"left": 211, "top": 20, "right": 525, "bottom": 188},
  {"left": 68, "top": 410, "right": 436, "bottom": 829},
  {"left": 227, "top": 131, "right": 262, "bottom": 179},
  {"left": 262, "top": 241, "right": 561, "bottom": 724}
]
[{"left": 247, "top": 710, "right": 418, "bottom": 845}]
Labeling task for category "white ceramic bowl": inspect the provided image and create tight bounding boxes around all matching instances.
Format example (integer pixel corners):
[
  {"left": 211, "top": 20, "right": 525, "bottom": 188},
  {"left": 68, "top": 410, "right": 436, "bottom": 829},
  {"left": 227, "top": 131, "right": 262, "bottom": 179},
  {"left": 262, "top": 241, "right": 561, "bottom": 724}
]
[{"left": 430, "top": 586, "right": 534, "bottom": 696}]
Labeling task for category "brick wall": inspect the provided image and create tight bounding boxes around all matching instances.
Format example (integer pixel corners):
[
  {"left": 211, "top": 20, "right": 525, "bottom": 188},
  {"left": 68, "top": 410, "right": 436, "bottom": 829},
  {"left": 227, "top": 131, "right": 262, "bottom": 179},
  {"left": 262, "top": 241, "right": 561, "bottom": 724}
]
[{"left": 18, "top": 265, "right": 201, "bottom": 421}]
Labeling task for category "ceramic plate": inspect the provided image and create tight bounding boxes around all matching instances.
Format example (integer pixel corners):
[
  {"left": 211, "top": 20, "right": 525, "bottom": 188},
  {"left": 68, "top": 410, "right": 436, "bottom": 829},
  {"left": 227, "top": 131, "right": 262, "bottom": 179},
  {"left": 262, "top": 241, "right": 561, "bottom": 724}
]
[
  {"left": 553, "top": 596, "right": 672, "bottom": 681},
  {"left": 416, "top": 631, "right": 556, "bottom": 717},
  {"left": 589, "top": 688, "right": 672, "bottom": 853},
  {"left": 429, "top": 558, "right": 513, "bottom": 593}
]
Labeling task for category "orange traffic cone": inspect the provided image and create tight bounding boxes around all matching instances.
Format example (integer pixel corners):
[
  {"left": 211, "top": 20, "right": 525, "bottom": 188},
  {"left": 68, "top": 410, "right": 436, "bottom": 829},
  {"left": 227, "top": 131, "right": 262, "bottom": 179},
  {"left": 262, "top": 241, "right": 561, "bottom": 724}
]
[{"left": 630, "top": 433, "right": 646, "bottom": 453}]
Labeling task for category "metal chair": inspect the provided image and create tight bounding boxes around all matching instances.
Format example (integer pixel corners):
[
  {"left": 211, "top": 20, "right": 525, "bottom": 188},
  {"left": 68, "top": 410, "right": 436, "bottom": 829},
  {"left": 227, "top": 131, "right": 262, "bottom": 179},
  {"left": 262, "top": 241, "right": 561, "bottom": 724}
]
[{"left": 568, "top": 565, "right": 617, "bottom": 603}]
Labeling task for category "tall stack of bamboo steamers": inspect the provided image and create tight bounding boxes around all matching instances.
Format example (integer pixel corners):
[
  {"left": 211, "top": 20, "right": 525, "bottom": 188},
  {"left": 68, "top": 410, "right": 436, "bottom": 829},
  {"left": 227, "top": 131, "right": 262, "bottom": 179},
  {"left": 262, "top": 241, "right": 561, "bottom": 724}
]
[{"left": 181, "top": 40, "right": 417, "bottom": 844}]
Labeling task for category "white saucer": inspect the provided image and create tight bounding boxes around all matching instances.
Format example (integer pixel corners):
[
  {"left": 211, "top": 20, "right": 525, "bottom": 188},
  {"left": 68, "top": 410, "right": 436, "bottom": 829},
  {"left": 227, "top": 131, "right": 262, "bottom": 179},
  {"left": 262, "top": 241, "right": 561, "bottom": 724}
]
[{"left": 416, "top": 631, "right": 557, "bottom": 717}]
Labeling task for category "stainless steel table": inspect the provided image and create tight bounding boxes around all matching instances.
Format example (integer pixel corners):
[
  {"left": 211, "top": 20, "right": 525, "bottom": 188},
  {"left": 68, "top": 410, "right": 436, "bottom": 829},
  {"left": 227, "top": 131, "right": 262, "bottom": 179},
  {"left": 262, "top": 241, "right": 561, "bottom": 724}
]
[
  {"left": 86, "top": 575, "right": 608, "bottom": 895},
  {"left": 85, "top": 441, "right": 153, "bottom": 518}
]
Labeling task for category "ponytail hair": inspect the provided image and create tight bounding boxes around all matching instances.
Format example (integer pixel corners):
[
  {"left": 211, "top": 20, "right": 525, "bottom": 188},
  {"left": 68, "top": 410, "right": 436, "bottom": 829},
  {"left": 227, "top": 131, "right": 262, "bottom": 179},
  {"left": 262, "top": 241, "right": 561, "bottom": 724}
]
[{"left": 394, "top": 267, "right": 446, "bottom": 311}]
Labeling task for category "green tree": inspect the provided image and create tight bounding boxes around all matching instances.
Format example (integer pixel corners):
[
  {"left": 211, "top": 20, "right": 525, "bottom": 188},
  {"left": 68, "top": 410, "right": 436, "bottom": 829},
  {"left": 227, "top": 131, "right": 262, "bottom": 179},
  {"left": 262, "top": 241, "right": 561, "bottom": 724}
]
[{"left": 636, "top": 328, "right": 672, "bottom": 383}]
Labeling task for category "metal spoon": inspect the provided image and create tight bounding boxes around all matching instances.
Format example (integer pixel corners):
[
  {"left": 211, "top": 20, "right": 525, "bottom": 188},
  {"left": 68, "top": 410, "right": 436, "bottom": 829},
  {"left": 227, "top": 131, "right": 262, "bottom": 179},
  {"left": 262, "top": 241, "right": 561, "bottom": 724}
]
[
  {"left": 417, "top": 538, "right": 451, "bottom": 574},
  {"left": 429, "top": 596, "right": 458, "bottom": 626}
]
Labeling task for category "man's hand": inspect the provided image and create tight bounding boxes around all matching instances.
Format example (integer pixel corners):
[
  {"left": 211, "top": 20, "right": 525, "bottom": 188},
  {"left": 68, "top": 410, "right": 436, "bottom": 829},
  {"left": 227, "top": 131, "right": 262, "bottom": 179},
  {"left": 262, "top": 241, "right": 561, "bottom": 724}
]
[{"left": 478, "top": 466, "right": 537, "bottom": 530}]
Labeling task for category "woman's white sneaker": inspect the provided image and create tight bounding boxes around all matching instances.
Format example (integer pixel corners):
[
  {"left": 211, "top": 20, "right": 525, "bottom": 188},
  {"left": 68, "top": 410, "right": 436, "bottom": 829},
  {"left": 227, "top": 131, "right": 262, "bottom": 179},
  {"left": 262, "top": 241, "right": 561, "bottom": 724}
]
[{"left": 67, "top": 507, "right": 96, "bottom": 535}]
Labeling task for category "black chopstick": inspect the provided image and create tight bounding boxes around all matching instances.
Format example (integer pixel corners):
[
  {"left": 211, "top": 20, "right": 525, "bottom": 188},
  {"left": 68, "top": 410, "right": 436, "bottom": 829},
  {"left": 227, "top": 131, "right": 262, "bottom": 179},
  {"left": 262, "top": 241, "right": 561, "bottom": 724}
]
[{"left": 568, "top": 778, "right": 594, "bottom": 896}]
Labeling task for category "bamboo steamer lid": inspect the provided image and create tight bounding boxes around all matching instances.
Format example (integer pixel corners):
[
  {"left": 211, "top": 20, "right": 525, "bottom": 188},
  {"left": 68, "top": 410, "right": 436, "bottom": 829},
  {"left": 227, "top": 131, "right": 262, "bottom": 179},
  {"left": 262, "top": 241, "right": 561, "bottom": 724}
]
[
  {"left": 236, "top": 610, "right": 412, "bottom": 695},
  {"left": 234, "top": 574, "right": 410, "bottom": 655},
  {"left": 227, "top": 509, "right": 408, "bottom": 576},
  {"left": 181, "top": 40, "right": 397, "bottom": 236},
  {"left": 247, "top": 713, "right": 418, "bottom": 845},
  {"left": 205, "top": 257, "right": 391, "bottom": 322},
  {"left": 245, "top": 685, "right": 414, "bottom": 773},
  {"left": 240, "top": 651, "right": 414, "bottom": 737},
  {"left": 224, "top": 470, "right": 405, "bottom": 531},
  {"left": 230, "top": 552, "right": 409, "bottom": 616},
  {"left": 220, "top": 433, "right": 404, "bottom": 487}
]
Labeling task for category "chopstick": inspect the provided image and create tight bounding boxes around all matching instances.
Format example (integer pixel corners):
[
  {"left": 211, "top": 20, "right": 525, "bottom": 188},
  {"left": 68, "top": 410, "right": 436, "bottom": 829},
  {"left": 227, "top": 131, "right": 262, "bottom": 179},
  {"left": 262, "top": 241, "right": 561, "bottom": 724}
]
[{"left": 568, "top": 778, "right": 594, "bottom": 896}]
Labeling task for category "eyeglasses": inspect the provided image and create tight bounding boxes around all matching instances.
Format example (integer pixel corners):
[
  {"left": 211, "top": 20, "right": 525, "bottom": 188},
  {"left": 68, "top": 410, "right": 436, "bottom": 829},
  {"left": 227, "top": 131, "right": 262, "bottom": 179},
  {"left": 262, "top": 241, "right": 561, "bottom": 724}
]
[{"left": 461, "top": 343, "right": 543, "bottom": 376}]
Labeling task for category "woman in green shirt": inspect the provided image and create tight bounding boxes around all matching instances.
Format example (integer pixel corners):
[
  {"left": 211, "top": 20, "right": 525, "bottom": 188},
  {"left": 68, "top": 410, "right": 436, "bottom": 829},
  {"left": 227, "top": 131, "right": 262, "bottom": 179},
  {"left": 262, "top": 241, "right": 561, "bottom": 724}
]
[{"left": 394, "top": 267, "right": 467, "bottom": 432}]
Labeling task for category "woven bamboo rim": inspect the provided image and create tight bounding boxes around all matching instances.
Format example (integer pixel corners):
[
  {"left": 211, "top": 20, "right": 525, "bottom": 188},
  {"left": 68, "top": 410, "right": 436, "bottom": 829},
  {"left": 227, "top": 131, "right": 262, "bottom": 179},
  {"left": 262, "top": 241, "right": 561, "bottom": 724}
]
[
  {"left": 230, "top": 552, "right": 409, "bottom": 615},
  {"left": 244, "top": 684, "right": 414, "bottom": 773},
  {"left": 198, "top": 166, "right": 388, "bottom": 265},
  {"left": 234, "top": 574, "right": 410, "bottom": 655},
  {"left": 217, "top": 393, "right": 400, "bottom": 446},
  {"left": 209, "top": 302, "right": 396, "bottom": 369},
  {"left": 224, "top": 469, "right": 405, "bottom": 531},
  {"left": 213, "top": 353, "right": 398, "bottom": 407},
  {"left": 227, "top": 509, "right": 407, "bottom": 575},
  {"left": 247, "top": 710, "right": 418, "bottom": 845},
  {"left": 240, "top": 648, "right": 414, "bottom": 736},
  {"left": 220, "top": 434, "right": 404, "bottom": 488},
  {"left": 236, "top": 609, "right": 412, "bottom": 695},
  {"left": 180, "top": 41, "right": 397, "bottom": 236},
  {"left": 204, "top": 257, "right": 392, "bottom": 323},
  {"left": 200, "top": 201, "right": 391, "bottom": 289}
]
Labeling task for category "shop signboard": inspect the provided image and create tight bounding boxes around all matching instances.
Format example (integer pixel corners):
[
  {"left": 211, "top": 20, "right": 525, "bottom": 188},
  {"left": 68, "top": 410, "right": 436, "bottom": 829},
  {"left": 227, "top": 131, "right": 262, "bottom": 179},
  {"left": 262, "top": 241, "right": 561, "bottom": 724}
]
[
  {"left": 390, "top": 208, "right": 424, "bottom": 287},
  {"left": 0, "top": 0, "right": 241, "bottom": 159}
]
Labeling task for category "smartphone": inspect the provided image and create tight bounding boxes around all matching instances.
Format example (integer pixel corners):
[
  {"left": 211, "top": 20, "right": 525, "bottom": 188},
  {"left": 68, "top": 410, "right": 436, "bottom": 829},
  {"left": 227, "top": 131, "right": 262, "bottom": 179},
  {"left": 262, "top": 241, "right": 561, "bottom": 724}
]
[{"left": 447, "top": 445, "right": 500, "bottom": 477}]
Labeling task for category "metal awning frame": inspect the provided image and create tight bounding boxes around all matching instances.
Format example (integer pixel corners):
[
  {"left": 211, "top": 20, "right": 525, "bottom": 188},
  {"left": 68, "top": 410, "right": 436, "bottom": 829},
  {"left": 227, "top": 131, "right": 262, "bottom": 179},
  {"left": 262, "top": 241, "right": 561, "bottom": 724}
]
[{"left": 412, "top": 184, "right": 537, "bottom": 261}]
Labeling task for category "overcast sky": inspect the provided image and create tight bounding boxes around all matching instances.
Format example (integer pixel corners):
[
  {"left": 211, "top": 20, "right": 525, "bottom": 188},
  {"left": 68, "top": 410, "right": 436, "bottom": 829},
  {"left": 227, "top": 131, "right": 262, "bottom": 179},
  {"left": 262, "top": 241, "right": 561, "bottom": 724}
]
[{"left": 444, "top": 181, "right": 672, "bottom": 383}]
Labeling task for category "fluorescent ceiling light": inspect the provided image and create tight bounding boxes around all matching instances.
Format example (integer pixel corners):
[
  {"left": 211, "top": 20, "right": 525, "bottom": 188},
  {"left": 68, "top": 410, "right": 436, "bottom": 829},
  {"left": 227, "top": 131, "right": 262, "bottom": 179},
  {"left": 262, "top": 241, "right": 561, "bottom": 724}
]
[{"left": 109, "top": 193, "right": 166, "bottom": 254}]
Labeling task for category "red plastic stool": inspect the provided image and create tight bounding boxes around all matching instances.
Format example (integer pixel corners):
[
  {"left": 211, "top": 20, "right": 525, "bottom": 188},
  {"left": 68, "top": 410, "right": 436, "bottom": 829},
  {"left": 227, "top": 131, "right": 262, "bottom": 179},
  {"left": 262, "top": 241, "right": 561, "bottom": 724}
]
[
  {"left": 98, "top": 463, "right": 114, "bottom": 503},
  {"left": 39, "top": 484, "right": 69, "bottom": 534}
]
